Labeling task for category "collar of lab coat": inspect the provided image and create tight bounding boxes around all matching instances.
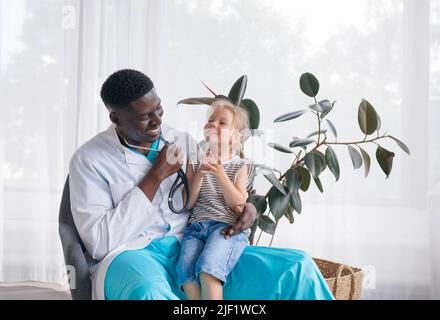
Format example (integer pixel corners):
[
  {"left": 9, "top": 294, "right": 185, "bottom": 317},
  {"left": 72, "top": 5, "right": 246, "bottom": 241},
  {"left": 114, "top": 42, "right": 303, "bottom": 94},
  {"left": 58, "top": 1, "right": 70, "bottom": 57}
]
[{"left": 103, "top": 123, "right": 173, "bottom": 166}]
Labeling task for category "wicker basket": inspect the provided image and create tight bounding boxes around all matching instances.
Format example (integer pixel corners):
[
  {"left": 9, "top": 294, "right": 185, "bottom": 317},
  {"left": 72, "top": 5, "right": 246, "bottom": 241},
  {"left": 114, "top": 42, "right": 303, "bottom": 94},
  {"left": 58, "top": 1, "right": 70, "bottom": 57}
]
[{"left": 313, "top": 258, "right": 364, "bottom": 300}]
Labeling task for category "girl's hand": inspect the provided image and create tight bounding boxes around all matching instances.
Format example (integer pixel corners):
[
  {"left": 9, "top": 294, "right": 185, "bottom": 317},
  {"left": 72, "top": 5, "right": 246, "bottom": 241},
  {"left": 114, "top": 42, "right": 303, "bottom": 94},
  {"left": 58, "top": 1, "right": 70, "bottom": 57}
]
[{"left": 198, "top": 149, "right": 226, "bottom": 179}]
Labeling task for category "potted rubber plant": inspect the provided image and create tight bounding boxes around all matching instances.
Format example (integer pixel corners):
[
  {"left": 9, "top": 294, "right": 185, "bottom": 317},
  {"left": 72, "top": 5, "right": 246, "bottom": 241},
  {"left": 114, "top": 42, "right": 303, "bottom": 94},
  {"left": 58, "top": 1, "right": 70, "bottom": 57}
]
[{"left": 178, "top": 73, "right": 410, "bottom": 299}]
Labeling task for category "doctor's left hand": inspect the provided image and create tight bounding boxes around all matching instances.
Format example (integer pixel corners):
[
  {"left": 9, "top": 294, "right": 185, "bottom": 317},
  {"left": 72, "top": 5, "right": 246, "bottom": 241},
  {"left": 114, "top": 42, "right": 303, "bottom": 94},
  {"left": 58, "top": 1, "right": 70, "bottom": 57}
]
[{"left": 220, "top": 202, "right": 256, "bottom": 240}]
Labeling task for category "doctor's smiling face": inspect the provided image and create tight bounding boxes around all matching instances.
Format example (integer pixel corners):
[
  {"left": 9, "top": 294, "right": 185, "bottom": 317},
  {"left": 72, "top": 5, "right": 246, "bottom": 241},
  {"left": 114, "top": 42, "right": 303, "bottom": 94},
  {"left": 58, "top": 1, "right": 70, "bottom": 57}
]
[
  {"left": 101, "top": 69, "right": 163, "bottom": 147},
  {"left": 111, "top": 89, "right": 163, "bottom": 145}
]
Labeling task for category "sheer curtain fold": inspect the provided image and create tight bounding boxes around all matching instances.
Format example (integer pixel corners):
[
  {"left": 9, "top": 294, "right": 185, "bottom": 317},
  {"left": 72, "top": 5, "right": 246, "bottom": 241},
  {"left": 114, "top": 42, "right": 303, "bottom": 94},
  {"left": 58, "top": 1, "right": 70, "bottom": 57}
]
[
  {"left": 0, "top": 0, "right": 155, "bottom": 287},
  {"left": 0, "top": 0, "right": 438, "bottom": 299}
]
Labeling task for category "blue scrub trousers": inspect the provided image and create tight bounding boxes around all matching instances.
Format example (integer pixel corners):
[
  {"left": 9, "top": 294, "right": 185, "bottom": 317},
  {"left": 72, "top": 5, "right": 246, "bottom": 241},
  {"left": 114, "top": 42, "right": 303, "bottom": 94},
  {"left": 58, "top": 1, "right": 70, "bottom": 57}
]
[{"left": 104, "top": 236, "right": 334, "bottom": 300}]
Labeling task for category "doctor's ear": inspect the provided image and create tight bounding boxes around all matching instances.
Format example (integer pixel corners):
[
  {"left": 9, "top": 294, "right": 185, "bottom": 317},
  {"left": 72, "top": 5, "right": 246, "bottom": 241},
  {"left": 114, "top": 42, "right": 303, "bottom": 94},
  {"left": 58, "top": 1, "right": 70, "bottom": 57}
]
[{"left": 109, "top": 112, "right": 121, "bottom": 126}]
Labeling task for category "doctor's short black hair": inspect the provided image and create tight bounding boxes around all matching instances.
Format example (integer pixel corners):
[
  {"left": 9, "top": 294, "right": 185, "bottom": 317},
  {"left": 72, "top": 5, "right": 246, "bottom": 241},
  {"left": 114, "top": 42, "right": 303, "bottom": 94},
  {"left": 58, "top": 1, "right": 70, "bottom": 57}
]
[{"left": 100, "top": 69, "right": 154, "bottom": 110}]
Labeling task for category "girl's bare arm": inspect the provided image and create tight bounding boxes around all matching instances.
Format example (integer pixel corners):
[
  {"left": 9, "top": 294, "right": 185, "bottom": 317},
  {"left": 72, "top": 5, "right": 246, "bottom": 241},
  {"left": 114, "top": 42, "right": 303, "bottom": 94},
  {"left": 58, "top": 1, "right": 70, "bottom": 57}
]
[{"left": 216, "top": 165, "right": 248, "bottom": 212}]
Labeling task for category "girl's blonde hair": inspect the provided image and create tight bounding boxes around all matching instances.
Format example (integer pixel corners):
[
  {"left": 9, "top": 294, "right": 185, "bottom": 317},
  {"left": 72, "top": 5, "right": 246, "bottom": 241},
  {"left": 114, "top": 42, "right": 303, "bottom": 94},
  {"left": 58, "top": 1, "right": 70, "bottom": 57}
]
[{"left": 208, "top": 98, "right": 250, "bottom": 159}]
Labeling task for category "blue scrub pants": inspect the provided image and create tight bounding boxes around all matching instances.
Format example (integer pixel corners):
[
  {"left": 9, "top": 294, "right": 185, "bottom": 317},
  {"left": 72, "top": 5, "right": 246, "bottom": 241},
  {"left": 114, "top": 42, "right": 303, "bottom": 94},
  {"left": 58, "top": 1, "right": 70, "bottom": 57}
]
[{"left": 104, "top": 236, "right": 334, "bottom": 300}]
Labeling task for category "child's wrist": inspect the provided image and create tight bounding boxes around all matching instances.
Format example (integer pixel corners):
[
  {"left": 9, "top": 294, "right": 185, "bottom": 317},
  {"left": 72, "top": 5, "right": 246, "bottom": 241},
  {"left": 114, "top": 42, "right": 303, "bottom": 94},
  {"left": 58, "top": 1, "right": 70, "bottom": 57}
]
[{"left": 217, "top": 170, "right": 229, "bottom": 182}]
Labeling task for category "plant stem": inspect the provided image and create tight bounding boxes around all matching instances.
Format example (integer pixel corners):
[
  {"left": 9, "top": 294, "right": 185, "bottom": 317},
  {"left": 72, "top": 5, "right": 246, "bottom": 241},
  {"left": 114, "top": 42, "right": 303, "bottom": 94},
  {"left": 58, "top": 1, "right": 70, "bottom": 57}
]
[
  {"left": 325, "top": 134, "right": 389, "bottom": 146},
  {"left": 269, "top": 220, "right": 279, "bottom": 247},
  {"left": 317, "top": 112, "right": 321, "bottom": 145},
  {"left": 277, "top": 134, "right": 389, "bottom": 181},
  {"left": 255, "top": 128, "right": 390, "bottom": 245},
  {"left": 256, "top": 229, "right": 263, "bottom": 245},
  {"left": 314, "top": 97, "right": 321, "bottom": 145}
]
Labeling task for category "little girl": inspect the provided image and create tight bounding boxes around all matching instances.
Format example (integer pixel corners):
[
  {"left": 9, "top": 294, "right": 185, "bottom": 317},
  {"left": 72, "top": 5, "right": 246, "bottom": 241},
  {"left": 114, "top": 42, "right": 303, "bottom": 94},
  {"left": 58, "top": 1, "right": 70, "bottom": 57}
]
[{"left": 176, "top": 98, "right": 253, "bottom": 300}]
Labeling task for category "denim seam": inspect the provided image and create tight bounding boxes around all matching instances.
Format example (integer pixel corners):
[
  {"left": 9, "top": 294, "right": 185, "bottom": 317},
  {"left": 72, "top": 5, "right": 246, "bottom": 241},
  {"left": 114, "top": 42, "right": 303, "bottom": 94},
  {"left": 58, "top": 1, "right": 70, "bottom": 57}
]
[
  {"left": 179, "top": 278, "right": 201, "bottom": 288},
  {"left": 224, "top": 235, "right": 238, "bottom": 275},
  {"left": 196, "top": 266, "right": 227, "bottom": 284}
]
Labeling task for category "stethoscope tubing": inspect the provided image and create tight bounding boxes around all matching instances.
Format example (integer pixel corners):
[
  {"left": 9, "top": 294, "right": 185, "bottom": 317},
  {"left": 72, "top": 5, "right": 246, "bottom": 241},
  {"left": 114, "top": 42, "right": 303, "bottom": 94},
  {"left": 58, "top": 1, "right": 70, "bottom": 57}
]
[{"left": 158, "top": 135, "right": 190, "bottom": 214}]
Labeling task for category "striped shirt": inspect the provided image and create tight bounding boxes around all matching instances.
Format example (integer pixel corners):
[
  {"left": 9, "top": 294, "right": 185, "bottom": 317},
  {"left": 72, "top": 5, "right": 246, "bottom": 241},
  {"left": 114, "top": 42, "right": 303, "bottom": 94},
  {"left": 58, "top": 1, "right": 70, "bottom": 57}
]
[{"left": 189, "top": 154, "right": 254, "bottom": 227}]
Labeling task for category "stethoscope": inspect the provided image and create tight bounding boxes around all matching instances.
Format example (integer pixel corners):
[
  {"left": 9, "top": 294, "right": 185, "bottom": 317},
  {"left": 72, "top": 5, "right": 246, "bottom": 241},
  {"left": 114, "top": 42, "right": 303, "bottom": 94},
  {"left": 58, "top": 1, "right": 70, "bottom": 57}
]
[{"left": 123, "top": 132, "right": 190, "bottom": 214}]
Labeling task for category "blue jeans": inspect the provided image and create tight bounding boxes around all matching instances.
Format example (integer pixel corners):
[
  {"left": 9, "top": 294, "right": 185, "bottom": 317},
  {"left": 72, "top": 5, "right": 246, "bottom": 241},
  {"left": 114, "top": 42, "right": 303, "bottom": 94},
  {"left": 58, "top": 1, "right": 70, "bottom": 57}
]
[{"left": 176, "top": 220, "right": 248, "bottom": 289}]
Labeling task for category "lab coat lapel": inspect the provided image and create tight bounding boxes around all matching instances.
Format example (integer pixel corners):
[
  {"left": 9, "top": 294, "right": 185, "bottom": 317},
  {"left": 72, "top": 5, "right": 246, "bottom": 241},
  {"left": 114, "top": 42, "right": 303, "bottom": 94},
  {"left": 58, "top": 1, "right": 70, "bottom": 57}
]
[{"left": 103, "top": 124, "right": 152, "bottom": 167}]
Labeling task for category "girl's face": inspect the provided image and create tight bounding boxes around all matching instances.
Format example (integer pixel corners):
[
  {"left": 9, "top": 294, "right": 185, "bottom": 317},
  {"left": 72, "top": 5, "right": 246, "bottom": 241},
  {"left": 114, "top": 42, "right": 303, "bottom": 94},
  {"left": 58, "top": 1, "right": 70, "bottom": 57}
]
[{"left": 203, "top": 107, "right": 235, "bottom": 147}]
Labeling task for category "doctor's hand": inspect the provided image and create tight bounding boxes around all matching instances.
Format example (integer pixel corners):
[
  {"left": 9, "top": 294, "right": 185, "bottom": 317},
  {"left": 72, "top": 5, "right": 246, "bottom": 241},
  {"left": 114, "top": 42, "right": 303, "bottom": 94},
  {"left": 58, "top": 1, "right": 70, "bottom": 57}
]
[
  {"left": 220, "top": 202, "right": 256, "bottom": 240},
  {"left": 139, "top": 143, "right": 184, "bottom": 201},
  {"left": 151, "top": 143, "right": 184, "bottom": 180}
]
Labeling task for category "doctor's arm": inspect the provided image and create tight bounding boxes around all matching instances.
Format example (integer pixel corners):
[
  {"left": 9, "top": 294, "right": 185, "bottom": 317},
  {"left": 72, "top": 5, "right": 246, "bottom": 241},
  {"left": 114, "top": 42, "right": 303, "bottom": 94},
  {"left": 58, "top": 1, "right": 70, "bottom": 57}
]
[
  {"left": 69, "top": 155, "right": 158, "bottom": 261},
  {"left": 69, "top": 144, "right": 184, "bottom": 261}
]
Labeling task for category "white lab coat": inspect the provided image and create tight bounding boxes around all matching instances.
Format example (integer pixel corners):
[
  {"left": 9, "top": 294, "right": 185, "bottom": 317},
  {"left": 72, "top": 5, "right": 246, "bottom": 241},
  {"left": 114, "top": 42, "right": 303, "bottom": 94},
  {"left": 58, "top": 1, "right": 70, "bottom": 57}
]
[{"left": 69, "top": 123, "right": 198, "bottom": 300}]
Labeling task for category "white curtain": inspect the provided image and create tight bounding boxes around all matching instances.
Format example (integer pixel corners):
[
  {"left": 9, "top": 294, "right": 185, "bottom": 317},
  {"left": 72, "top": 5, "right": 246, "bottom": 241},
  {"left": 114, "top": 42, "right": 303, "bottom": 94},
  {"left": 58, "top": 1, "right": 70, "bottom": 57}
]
[
  {"left": 0, "top": 0, "right": 156, "bottom": 288},
  {"left": 0, "top": 0, "right": 438, "bottom": 299}
]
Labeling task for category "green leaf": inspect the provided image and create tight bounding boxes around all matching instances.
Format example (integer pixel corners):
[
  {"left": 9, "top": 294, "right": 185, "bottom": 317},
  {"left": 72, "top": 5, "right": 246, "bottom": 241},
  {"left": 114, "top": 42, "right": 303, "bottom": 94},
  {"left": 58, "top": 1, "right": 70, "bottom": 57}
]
[
  {"left": 263, "top": 172, "right": 287, "bottom": 195},
  {"left": 309, "top": 100, "right": 332, "bottom": 113},
  {"left": 326, "top": 119, "right": 337, "bottom": 138},
  {"left": 376, "top": 146, "right": 395, "bottom": 178},
  {"left": 247, "top": 194, "right": 267, "bottom": 218},
  {"left": 313, "top": 176, "right": 324, "bottom": 193},
  {"left": 228, "top": 75, "right": 248, "bottom": 105},
  {"left": 285, "top": 168, "right": 302, "bottom": 193},
  {"left": 268, "top": 143, "right": 294, "bottom": 154},
  {"left": 214, "top": 94, "right": 233, "bottom": 102},
  {"left": 358, "top": 99, "right": 378, "bottom": 135},
  {"left": 177, "top": 97, "right": 216, "bottom": 105},
  {"left": 320, "top": 100, "right": 336, "bottom": 119},
  {"left": 289, "top": 192, "right": 302, "bottom": 214},
  {"left": 289, "top": 139, "right": 315, "bottom": 148},
  {"left": 325, "top": 146, "right": 340, "bottom": 181},
  {"left": 297, "top": 166, "right": 311, "bottom": 191},
  {"left": 306, "top": 130, "right": 327, "bottom": 139},
  {"left": 284, "top": 204, "right": 295, "bottom": 223},
  {"left": 268, "top": 186, "right": 290, "bottom": 221},
  {"left": 274, "top": 110, "right": 307, "bottom": 123},
  {"left": 347, "top": 145, "right": 363, "bottom": 169},
  {"left": 240, "top": 98, "right": 260, "bottom": 129},
  {"left": 258, "top": 215, "right": 276, "bottom": 235},
  {"left": 300, "top": 73, "right": 320, "bottom": 97},
  {"left": 388, "top": 135, "right": 410, "bottom": 155},
  {"left": 376, "top": 113, "right": 382, "bottom": 132},
  {"left": 304, "top": 151, "right": 326, "bottom": 178},
  {"left": 317, "top": 151, "right": 327, "bottom": 172},
  {"left": 249, "top": 129, "right": 264, "bottom": 137},
  {"left": 358, "top": 146, "right": 371, "bottom": 178}
]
